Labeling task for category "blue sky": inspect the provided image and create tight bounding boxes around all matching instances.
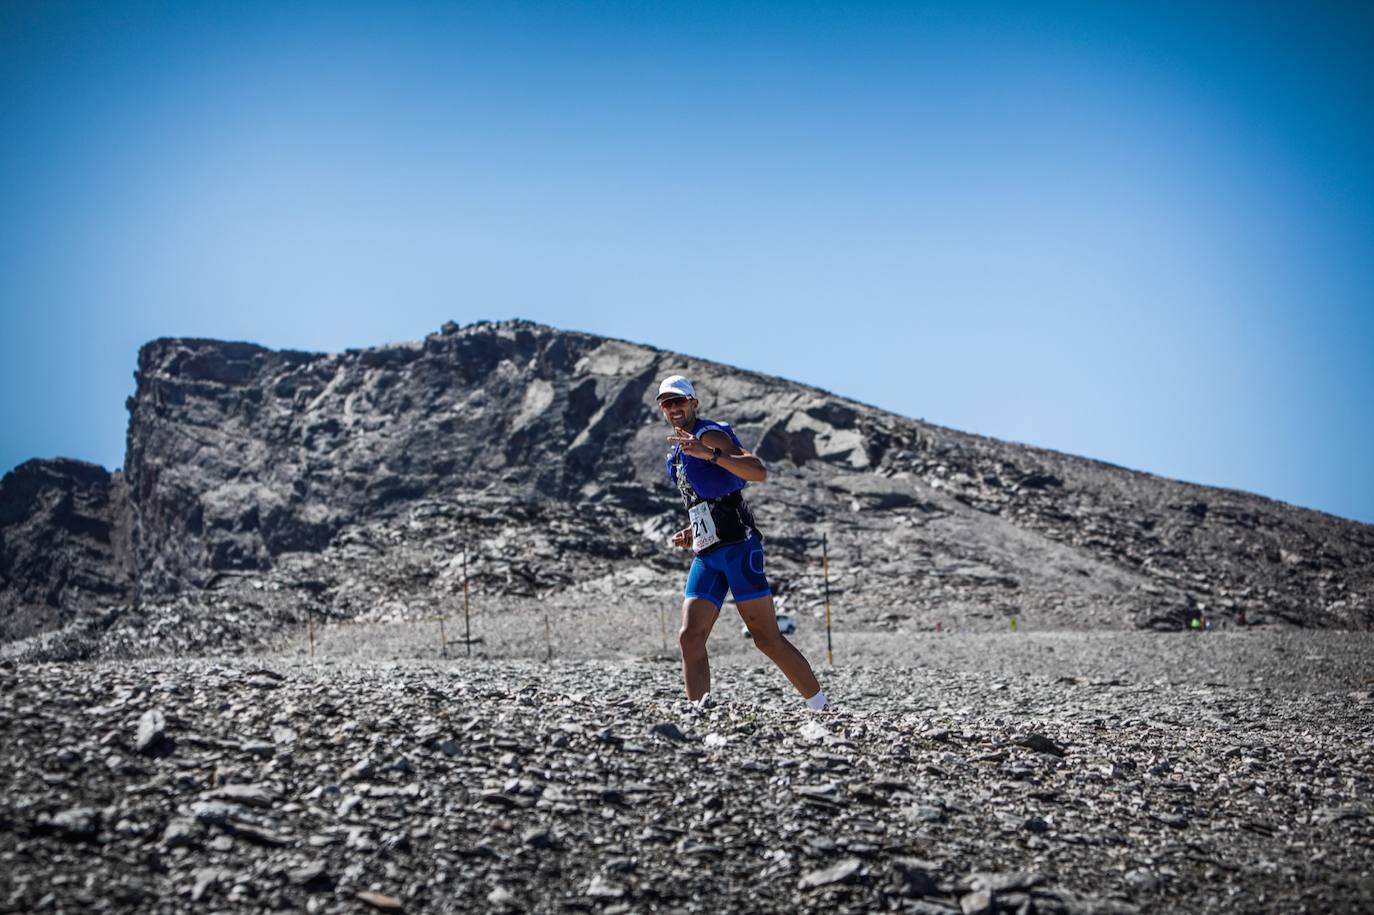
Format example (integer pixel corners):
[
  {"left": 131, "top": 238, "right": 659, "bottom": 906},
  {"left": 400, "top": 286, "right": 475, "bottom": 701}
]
[{"left": 2, "top": 1, "right": 1372, "bottom": 524}]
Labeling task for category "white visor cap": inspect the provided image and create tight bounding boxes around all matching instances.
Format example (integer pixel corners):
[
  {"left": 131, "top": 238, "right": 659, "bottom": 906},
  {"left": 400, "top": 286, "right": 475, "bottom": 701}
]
[{"left": 656, "top": 375, "right": 696, "bottom": 401}]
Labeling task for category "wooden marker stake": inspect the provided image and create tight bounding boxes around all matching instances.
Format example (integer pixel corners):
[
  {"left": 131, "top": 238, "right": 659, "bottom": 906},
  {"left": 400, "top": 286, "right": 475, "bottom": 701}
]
[
  {"left": 544, "top": 607, "right": 553, "bottom": 663},
  {"left": 823, "top": 532, "right": 834, "bottom": 667},
  {"left": 463, "top": 545, "right": 472, "bottom": 658}
]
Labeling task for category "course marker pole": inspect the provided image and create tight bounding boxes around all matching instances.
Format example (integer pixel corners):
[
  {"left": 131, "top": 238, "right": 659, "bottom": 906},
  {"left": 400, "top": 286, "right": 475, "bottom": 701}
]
[
  {"left": 439, "top": 613, "right": 447, "bottom": 659},
  {"left": 823, "top": 532, "right": 834, "bottom": 666},
  {"left": 308, "top": 611, "right": 316, "bottom": 658},
  {"left": 463, "top": 545, "right": 472, "bottom": 658},
  {"left": 544, "top": 606, "right": 554, "bottom": 663}
]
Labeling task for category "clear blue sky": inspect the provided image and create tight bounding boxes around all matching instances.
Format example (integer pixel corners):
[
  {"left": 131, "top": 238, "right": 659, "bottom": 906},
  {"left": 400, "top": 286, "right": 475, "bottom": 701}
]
[{"left": 3, "top": 1, "right": 1372, "bottom": 524}]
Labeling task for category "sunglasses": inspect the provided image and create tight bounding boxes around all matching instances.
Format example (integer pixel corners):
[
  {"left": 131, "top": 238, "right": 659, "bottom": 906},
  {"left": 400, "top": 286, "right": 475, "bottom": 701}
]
[{"left": 659, "top": 396, "right": 688, "bottom": 408}]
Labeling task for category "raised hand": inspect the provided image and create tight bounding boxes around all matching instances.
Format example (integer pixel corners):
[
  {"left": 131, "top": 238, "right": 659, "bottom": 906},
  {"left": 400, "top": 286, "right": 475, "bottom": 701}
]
[{"left": 667, "top": 426, "right": 711, "bottom": 460}]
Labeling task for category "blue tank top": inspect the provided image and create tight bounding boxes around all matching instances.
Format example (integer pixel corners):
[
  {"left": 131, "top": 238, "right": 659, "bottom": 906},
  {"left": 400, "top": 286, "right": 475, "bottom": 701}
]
[
  {"left": 664, "top": 418, "right": 760, "bottom": 551},
  {"left": 664, "top": 418, "right": 748, "bottom": 500}
]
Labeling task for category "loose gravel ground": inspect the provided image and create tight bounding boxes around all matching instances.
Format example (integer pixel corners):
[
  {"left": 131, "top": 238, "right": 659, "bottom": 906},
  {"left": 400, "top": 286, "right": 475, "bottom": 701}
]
[{"left": 3, "top": 630, "right": 1372, "bottom": 914}]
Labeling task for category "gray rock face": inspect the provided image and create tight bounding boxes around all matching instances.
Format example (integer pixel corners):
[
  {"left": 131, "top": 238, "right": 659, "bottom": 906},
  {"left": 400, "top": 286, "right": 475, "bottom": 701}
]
[
  {"left": 0, "top": 458, "right": 133, "bottom": 642},
  {"left": 117, "top": 325, "right": 680, "bottom": 600},
  {"left": 3, "top": 319, "right": 1373, "bottom": 657}
]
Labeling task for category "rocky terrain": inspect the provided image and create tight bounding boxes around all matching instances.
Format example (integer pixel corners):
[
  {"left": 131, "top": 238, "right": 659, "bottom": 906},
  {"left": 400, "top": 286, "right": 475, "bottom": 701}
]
[
  {"left": 2, "top": 320, "right": 1372, "bottom": 661},
  {"left": 3, "top": 632, "right": 1372, "bottom": 915},
  {"left": 3, "top": 320, "right": 1374, "bottom": 913}
]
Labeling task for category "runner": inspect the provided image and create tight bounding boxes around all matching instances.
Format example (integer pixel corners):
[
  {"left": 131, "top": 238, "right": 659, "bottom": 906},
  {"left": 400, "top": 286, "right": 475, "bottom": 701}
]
[{"left": 656, "top": 374, "right": 828, "bottom": 711}]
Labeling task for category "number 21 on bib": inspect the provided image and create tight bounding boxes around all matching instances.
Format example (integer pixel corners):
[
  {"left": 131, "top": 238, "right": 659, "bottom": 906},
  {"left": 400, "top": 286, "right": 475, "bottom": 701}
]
[{"left": 688, "top": 501, "right": 720, "bottom": 553}]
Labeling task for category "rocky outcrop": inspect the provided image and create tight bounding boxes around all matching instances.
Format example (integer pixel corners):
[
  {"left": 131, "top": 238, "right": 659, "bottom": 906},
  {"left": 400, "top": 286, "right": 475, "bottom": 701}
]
[
  {"left": 3, "top": 319, "right": 1372, "bottom": 654},
  {"left": 0, "top": 459, "right": 132, "bottom": 641},
  {"left": 118, "top": 326, "right": 683, "bottom": 595}
]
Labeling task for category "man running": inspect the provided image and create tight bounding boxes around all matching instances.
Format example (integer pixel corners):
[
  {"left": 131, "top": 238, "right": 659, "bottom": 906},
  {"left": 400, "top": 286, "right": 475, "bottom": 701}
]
[{"left": 656, "top": 374, "right": 828, "bottom": 711}]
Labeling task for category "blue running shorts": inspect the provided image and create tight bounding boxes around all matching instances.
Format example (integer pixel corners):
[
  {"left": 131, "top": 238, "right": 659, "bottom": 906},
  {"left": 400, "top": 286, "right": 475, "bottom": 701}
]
[{"left": 684, "top": 533, "right": 771, "bottom": 608}]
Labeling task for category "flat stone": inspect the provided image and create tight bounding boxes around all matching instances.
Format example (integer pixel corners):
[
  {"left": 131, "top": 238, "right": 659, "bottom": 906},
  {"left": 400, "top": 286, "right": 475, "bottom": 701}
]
[
  {"left": 162, "top": 817, "right": 198, "bottom": 847},
  {"left": 487, "top": 886, "right": 517, "bottom": 908},
  {"left": 966, "top": 871, "right": 1047, "bottom": 893},
  {"left": 910, "top": 903, "right": 963, "bottom": 915},
  {"left": 959, "top": 888, "right": 992, "bottom": 915},
  {"left": 1016, "top": 733, "right": 1066, "bottom": 757},
  {"left": 288, "top": 862, "right": 331, "bottom": 887},
  {"left": 904, "top": 804, "right": 945, "bottom": 824},
  {"left": 36, "top": 806, "right": 100, "bottom": 841},
  {"left": 522, "top": 827, "right": 556, "bottom": 849},
  {"left": 190, "top": 801, "right": 231, "bottom": 825},
  {"left": 793, "top": 782, "right": 843, "bottom": 801},
  {"left": 229, "top": 821, "right": 292, "bottom": 846},
  {"left": 585, "top": 875, "right": 625, "bottom": 899},
  {"left": 344, "top": 758, "right": 375, "bottom": 781},
  {"left": 357, "top": 890, "right": 405, "bottom": 911},
  {"left": 190, "top": 867, "right": 223, "bottom": 902},
  {"left": 798, "top": 857, "right": 862, "bottom": 890},
  {"left": 206, "top": 784, "right": 274, "bottom": 807},
  {"left": 135, "top": 709, "right": 168, "bottom": 755}
]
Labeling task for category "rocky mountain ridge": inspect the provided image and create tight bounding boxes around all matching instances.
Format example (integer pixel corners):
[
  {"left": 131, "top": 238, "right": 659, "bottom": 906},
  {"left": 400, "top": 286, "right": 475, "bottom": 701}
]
[{"left": 3, "top": 319, "right": 1371, "bottom": 655}]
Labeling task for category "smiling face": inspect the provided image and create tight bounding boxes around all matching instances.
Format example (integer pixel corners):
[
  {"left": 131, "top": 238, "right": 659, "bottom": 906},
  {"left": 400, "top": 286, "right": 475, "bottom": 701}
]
[{"left": 658, "top": 394, "right": 698, "bottom": 429}]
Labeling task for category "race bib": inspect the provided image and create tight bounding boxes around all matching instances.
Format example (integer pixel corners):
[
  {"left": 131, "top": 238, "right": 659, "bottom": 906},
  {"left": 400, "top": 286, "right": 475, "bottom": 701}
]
[{"left": 688, "top": 501, "right": 720, "bottom": 553}]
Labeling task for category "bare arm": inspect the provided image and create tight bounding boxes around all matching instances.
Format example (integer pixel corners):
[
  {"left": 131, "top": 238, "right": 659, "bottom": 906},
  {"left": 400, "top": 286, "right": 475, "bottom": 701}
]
[{"left": 668, "top": 428, "right": 768, "bottom": 483}]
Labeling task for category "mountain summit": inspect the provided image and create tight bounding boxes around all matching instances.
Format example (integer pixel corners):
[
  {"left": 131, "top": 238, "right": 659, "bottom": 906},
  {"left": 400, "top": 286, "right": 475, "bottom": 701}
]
[{"left": 3, "top": 319, "right": 1370, "bottom": 654}]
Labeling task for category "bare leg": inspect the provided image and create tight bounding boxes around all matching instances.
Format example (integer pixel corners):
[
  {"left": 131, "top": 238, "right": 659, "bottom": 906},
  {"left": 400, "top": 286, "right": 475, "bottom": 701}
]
[
  {"left": 737, "top": 595, "right": 822, "bottom": 699},
  {"left": 679, "top": 598, "right": 720, "bottom": 701}
]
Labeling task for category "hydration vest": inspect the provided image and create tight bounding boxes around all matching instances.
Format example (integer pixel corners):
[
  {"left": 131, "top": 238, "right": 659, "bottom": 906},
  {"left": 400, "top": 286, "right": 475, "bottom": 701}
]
[{"left": 665, "top": 418, "right": 761, "bottom": 551}]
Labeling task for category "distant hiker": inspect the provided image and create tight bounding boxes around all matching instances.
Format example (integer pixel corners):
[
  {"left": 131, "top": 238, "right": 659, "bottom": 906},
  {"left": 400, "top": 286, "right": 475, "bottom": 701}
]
[{"left": 655, "top": 374, "right": 828, "bottom": 711}]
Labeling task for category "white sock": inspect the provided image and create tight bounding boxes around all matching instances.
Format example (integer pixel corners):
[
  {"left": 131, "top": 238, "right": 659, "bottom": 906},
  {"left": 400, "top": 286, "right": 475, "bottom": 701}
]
[{"left": 805, "top": 690, "right": 828, "bottom": 710}]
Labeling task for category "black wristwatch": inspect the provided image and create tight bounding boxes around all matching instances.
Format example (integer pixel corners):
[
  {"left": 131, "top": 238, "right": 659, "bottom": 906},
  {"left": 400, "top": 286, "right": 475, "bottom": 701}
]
[{"left": 709, "top": 447, "right": 722, "bottom": 463}]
